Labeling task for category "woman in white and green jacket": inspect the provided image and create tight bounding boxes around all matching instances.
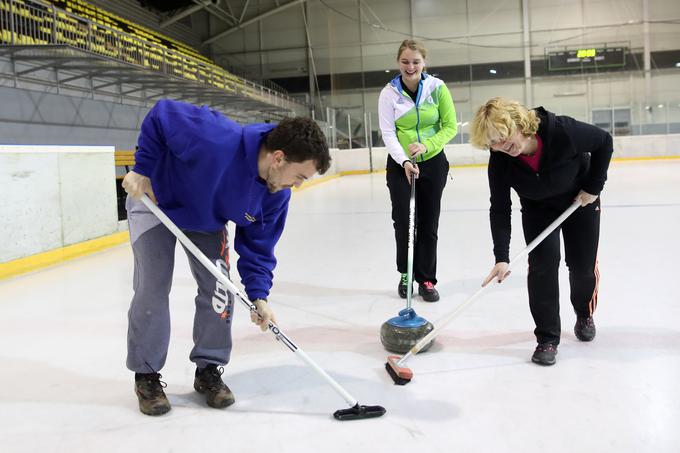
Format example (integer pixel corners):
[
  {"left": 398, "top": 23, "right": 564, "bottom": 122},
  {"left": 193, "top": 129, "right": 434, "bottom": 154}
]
[{"left": 378, "top": 39, "right": 457, "bottom": 302}]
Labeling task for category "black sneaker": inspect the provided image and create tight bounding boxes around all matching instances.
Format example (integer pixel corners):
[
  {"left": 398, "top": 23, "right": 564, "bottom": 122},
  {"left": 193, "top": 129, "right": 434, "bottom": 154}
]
[
  {"left": 398, "top": 273, "right": 410, "bottom": 299},
  {"left": 574, "top": 316, "right": 596, "bottom": 341},
  {"left": 418, "top": 281, "right": 440, "bottom": 302},
  {"left": 194, "top": 364, "right": 235, "bottom": 409},
  {"left": 531, "top": 343, "right": 557, "bottom": 366},
  {"left": 135, "top": 372, "right": 171, "bottom": 416}
]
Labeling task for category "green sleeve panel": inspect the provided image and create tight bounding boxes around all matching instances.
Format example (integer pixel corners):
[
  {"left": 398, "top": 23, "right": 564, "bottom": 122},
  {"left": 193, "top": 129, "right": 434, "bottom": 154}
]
[{"left": 423, "top": 84, "right": 458, "bottom": 154}]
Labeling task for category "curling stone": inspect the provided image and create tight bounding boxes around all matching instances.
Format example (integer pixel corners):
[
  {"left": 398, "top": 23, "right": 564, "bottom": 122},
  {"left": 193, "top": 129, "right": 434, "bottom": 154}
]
[{"left": 380, "top": 307, "right": 434, "bottom": 354}]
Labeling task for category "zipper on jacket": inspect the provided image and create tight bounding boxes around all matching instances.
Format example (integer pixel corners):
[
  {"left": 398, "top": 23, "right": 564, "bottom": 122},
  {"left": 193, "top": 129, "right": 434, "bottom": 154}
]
[
  {"left": 414, "top": 80, "right": 423, "bottom": 163},
  {"left": 395, "top": 77, "right": 424, "bottom": 163}
]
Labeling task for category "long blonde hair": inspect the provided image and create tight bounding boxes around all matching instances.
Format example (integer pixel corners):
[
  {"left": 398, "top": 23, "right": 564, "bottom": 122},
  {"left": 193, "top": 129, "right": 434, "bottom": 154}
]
[
  {"left": 396, "top": 39, "right": 428, "bottom": 61},
  {"left": 470, "top": 97, "right": 539, "bottom": 149}
]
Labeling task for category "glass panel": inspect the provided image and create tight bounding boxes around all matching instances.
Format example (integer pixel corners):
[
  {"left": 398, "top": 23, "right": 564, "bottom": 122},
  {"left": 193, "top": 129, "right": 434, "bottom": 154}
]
[
  {"left": 613, "top": 108, "right": 632, "bottom": 136},
  {"left": 592, "top": 109, "right": 613, "bottom": 133}
]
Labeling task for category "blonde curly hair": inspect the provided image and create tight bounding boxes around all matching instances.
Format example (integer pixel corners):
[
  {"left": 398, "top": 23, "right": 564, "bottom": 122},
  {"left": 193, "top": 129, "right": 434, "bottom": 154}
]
[{"left": 470, "top": 97, "right": 540, "bottom": 149}]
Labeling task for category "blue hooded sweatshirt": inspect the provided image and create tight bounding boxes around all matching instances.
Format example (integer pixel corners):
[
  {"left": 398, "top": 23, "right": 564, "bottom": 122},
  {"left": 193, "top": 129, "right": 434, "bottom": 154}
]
[{"left": 132, "top": 99, "right": 290, "bottom": 301}]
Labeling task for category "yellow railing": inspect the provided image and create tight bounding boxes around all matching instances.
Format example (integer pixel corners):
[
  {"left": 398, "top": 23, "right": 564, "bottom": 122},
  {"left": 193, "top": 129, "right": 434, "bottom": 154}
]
[
  {"left": 0, "top": 0, "right": 298, "bottom": 109},
  {"left": 114, "top": 150, "right": 135, "bottom": 167}
]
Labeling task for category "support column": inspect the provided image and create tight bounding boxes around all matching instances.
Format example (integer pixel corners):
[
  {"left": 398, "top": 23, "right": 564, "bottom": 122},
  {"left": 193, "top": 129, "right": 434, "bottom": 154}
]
[
  {"left": 643, "top": 0, "right": 651, "bottom": 111},
  {"left": 522, "top": 0, "right": 532, "bottom": 107}
]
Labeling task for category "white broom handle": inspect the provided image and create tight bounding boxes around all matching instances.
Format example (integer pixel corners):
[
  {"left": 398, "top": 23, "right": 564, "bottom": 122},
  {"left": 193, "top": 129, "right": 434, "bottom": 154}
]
[
  {"left": 405, "top": 174, "right": 416, "bottom": 309},
  {"left": 139, "top": 195, "right": 358, "bottom": 407},
  {"left": 507, "top": 200, "right": 581, "bottom": 267},
  {"left": 397, "top": 200, "right": 581, "bottom": 366}
]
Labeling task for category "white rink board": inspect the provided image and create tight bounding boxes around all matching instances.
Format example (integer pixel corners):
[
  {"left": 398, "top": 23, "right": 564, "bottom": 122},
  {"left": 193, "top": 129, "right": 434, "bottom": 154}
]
[
  {"left": 333, "top": 134, "right": 680, "bottom": 174},
  {"left": 0, "top": 145, "right": 117, "bottom": 262}
]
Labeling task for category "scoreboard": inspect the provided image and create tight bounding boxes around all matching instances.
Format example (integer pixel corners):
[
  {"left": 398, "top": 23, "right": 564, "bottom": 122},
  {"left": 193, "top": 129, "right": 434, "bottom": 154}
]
[{"left": 547, "top": 47, "right": 627, "bottom": 71}]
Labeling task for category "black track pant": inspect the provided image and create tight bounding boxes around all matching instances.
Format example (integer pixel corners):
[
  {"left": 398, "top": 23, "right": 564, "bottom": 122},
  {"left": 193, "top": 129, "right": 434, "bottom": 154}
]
[
  {"left": 520, "top": 195, "right": 601, "bottom": 345},
  {"left": 386, "top": 151, "right": 449, "bottom": 284}
]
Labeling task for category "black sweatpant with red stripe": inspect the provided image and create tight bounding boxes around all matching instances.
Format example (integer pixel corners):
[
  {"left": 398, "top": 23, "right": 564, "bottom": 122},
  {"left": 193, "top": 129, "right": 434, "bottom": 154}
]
[{"left": 520, "top": 195, "right": 600, "bottom": 346}]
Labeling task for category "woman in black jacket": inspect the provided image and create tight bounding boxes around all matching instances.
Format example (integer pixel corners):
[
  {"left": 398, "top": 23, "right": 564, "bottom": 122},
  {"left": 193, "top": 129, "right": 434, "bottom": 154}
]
[{"left": 470, "top": 97, "right": 613, "bottom": 366}]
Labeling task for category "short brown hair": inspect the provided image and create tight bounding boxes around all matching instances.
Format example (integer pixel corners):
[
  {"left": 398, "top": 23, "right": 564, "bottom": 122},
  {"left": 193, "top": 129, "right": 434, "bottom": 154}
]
[
  {"left": 264, "top": 117, "right": 331, "bottom": 174},
  {"left": 470, "top": 97, "right": 540, "bottom": 149}
]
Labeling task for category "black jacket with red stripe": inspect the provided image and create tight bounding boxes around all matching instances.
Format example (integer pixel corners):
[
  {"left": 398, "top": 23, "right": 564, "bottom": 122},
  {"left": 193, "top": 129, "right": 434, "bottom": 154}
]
[{"left": 488, "top": 107, "right": 614, "bottom": 263}]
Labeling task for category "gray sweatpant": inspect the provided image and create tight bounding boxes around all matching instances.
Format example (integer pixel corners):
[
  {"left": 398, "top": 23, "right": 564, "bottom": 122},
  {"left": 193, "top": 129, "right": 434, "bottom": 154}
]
[{"left": 125, "top": 196, "right": 235, "bottom": 373}]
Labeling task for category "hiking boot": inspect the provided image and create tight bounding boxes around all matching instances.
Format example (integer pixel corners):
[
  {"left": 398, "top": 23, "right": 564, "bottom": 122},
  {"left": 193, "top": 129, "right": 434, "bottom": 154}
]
[
  {"left": 574, "top": 316, "right": 596, "bottom": 342},
  {"left": 398, "top": 273, "right": 411, "bottom": 299},
  {"left": 194, "top": 364, "right": 235, "bottom": 409},
  {"left": 418, "top": 281, "right": 440, "bottom": 302},
  {"left": 531, "top": 343, "right": 557, "bottom": 366},
  {"left": 135, "top": 372, "right": 171, "bottom": 416}
]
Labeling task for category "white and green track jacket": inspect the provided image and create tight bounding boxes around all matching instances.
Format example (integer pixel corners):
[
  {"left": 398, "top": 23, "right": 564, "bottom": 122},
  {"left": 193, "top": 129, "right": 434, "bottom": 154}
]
[{"left": 378, "top": 73, "right": 457, "bottom": 166}]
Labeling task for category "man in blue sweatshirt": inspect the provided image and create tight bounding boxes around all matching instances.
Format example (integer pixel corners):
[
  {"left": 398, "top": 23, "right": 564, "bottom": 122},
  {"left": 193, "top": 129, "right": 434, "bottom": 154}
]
[{"left": 121, "top": 99, "right": 330, "bottom": 416}]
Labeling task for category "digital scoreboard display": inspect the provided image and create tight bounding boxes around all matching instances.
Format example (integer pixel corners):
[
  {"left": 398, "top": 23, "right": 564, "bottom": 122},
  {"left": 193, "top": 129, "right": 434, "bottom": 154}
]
[{"left": 547, "top": 47, "right": 626, "bottom": 71}]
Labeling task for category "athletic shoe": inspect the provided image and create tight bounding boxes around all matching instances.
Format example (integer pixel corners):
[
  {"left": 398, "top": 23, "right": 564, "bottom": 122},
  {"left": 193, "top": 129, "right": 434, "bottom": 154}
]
[
  {"left": 574, "top": 316, "right": 596, "bottom": 342},
  {"left": 398, "top": 273, "right": 410, "bottom": 299},
  {"left": 418, "top": 281, "right": 440, "bottom": 302},
  {"left": 531, "top": 343, "right": 557, "bottom": 366}
]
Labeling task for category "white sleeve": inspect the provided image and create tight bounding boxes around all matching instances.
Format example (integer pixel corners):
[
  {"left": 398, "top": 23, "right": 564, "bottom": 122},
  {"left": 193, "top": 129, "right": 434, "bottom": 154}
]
[{"left": 378, "top": 88, "right": 409, "bottom": 166}]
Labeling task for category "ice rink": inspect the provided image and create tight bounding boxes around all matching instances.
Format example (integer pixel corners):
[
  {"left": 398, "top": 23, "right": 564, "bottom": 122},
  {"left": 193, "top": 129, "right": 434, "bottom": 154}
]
[{"left": 1, "top": 159, "right": 679, "bottom": 453}]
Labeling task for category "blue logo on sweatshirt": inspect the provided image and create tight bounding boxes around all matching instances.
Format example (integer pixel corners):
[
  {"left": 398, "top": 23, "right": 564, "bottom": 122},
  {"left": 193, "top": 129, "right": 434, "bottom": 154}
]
[{"left": 245, "top": 213, "right": 257, "bottom": 222}]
